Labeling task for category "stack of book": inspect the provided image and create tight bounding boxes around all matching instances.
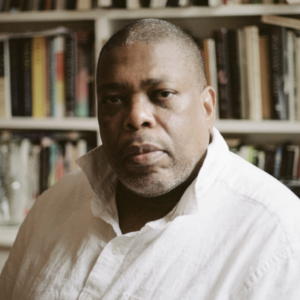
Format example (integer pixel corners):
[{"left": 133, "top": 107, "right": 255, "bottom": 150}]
[
  {"left": 0, "top": 27, "right": 95, "bottom": 119},
  {"left": 203, "top": 15, "right": 300, "bottom": 121},
  {"left": 0, "top": 131, "right": 89, "bottom": 224}
]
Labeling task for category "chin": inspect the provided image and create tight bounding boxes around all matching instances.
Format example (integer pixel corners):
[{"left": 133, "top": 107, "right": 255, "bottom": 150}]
[{"left": 119, "top": 174, "right": 177, "bottom": 197}]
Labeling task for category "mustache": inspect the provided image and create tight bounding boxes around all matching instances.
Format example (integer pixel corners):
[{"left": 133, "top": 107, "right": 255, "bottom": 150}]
[{"left": 115, "top": 133, "right": 170, "bottom": 160}]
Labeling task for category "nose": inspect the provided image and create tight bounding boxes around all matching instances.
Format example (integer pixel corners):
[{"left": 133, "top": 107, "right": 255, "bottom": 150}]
[{"left": 123, "top": 96, "right": 156, "bottom": 131}]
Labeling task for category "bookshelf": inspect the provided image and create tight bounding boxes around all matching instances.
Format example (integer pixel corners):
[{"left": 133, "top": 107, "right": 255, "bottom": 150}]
[{"left": 0, "top": 5, "right": 300, "bottom": 267}]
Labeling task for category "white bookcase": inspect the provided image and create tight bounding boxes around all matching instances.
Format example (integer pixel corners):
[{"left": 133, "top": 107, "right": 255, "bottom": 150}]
[{"left": 0, "top": 5, "right": 300, "bottom": 265}]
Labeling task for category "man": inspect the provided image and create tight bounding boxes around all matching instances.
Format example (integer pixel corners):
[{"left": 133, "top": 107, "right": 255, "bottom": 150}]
[{"left": 1, "top": 19, "right": 300, "bottom": 300}]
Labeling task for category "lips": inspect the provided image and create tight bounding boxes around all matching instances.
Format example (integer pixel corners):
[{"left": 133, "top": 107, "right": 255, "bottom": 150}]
[{"left": 122, "top": 144, "right": 166, "bottom": 166}]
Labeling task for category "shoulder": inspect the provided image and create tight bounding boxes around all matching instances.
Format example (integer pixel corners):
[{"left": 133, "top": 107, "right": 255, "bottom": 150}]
[{"left": 218, "top": 151, "right": 300, "bottom": 252}]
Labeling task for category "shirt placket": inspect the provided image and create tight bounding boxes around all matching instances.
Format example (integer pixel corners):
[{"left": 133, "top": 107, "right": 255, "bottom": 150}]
[{"left": 78, "top": 233, "right": 138, "bottom": 300}]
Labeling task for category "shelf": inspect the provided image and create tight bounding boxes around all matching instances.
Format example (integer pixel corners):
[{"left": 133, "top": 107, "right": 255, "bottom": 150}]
[
  {"left": 0, "top": 118, "right": 99, "bottom": 131},
  {"left": 0, "top": 5, "right": 300, "bottom": 23},
  {"left": 215, "top": 120, "right": 300, "bottom": 134},
  {"left": 0, "top": 118, "right": 299, "bottom": 134},
  {"left": 0, "top": 225, "right": 19, "bottom": 247}
]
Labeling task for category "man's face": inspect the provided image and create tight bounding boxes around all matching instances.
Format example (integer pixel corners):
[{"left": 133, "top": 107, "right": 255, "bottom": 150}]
[{"left": 97, "top": 41, "right": 215, "bottom": 197}]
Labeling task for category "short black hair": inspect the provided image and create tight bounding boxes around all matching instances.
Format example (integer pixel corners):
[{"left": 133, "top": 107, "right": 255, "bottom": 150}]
[{"left": 97, "top": 19, "right": 207, "bottom": 90}]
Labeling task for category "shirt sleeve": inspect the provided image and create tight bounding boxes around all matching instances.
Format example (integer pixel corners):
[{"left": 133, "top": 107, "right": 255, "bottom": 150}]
[{"left": 236, "top": 251, "right": 300, "bottom": 300}]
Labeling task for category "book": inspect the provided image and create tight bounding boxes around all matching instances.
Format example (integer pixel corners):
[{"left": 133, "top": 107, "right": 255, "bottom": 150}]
[
  {"left": 54, "top": 35, "right": 66, "bottom": 118},
  {"left": 259, "top": 35, "right": 272, "bottom": 119},
  {"left": 228, "top": 29, "right": 241, "bottom": 119},
  {"left": 76, "top": 31, "right": 90, "bottom": 117},
  {"left": 39, "top": 137, "right": 51, "bottom": 194},
  {"left": 269, "top": 26, "right": 288, "bottom": 120},
  {"left": 214, "top": 28, "right": 233, "bottom": 119},
  {"left": 244, "top": 26, "right": 262, "bottom": 121},
  {"left": 261, "top": 15, "right": 300, "bottom": 31},
  {"left": 97, "top": 0, "right": 112, "bottom": 7},
  {"left": 23, "top": 38, "right": 33, "bottom": 117},
  {"left": 9, "top": 38, "right": 24, "bottom": 116},
  {"left": 0, "top": 41, "right": 5, "bottom": 118},
  {"left": 287, "top": 30, "right": 296, "bottom": 121},
  {"left": 237, "top": 28, "right": 249, "bottom": 120},
  {"left": 203, "top": 38, "right": 219, "bottom": 119},
  {"left": 3, "top": 38, "right": 11, "bottom": 119},
  {"left": 76, "top": 0, "right": 92, "bottom": 9},
  {"left": 295, "top": 35, "right": 300, "bottom": 121},
  {"left": 64, "top": 32, "right": 76, "bottom": 117},
  {"left": 32, "top": 36, "right": 47, "bottom": 117}
]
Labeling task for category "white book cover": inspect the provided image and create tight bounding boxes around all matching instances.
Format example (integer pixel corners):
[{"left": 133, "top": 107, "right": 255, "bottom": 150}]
[
  {"left": 98, "top": 0, "right": 113, "bottom": 6},
  {"left": 237, "top": 28, "right": 248, "bottom": 120},
  {"left": 77, "top": 0, "right": 92, "bottom": 10},
  {"left": 287, "top": 30, "right": 296, "bottom": 121},
  {"left": 244, "top": 26, "right": 262, "bottom": 121},
  {"left": 127, "top": 0, "right": 141, "bottom": 9}
]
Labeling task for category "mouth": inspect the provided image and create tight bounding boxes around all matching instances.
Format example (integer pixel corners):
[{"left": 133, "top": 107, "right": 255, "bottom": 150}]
[{"left": 122, "top": 144, "right": 166, "bottom": 166}]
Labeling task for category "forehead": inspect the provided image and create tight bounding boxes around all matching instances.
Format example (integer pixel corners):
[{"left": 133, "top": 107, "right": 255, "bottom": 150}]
[{"left": 97, "top": 41, "right": 195, "bottom": 87}]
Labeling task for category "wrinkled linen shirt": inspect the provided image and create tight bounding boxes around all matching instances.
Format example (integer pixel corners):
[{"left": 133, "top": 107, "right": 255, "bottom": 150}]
[{"left": 1, "top": 128, "right": 300, "bottom": 300}]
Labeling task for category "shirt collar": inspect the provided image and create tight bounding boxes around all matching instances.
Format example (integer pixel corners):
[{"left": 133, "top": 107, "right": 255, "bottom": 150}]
[{"left": 76, "top": 127, "right": 229, "bottom": 231}]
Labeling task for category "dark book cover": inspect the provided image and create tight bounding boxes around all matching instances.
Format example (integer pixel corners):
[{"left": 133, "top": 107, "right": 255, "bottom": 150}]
[
  {"left": 140, "top": 0, "right": 150, "bottom": 6},
  {"left": 9, "top": 38, "right": 24, "bottom": 116},
  {"left": 39, "top": 143, "right": 50, "bottom": 194},
  {"left": 214, "top": 28, "right": 233, "bottom": 119},
  {"left": 192, "top": 0, "right": 208, "bottom": 5},
  {"left": 88, "top": 36, "right": 95, "bottom": 117},
  {"left": 9, "top": 0, "right": 21, "bottom": 11},
  {"left": 264, "top": 146, "right": 276, "bottom": 176},
  {"left": 228, "top": 29, "right": 241, "bottom": 119},
  {"left": 280, "top": 145, "right": 296, "bottom": 180},
  {"left": 65, "top": 32, "right": 77, "bottom": 117},
  {"left": 269, "top": 26, "right": 288, "bottom": 120},
  {"left": 23, "top": 38, "right": 32, "bottom": 117},
  {"left": 166, "top": 0, "right": 179, "bottom": 6},
  {"left": 65, "top": 0, "right": 76, "bottom": 9},
  {"left": 112, "top": 0, "right": 126, "bottom": 7},
  {"left": 2, "top": 0, "right": 11, "bottom": 12}
]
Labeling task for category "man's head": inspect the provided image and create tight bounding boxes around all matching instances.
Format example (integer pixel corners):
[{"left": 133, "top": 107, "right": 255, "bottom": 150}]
[{"left": 97, "top": 19, "right": 215, "bottom": 197}]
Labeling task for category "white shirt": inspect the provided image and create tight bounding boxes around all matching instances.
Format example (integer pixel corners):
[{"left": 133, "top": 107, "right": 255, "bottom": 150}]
[{"left": 1, "top": 128, "right": 300, "bottom": 300}]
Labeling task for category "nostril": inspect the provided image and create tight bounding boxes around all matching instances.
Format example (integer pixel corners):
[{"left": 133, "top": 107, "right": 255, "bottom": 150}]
[{"left": 142, "top": 122, "right": 150, "bottom": 127}]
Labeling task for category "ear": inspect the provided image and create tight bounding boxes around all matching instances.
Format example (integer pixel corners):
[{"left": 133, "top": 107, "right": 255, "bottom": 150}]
[{"left": 201, "top": 86, "right": 216, "bottom": 134}]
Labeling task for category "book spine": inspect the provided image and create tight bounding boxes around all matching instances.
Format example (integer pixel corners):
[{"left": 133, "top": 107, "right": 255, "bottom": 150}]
[
  {"left": 287, "top": 30, "right": 296, "bottom": 121},
  {"left": 259, "top": 35, "right": 272, "bottom": 119},
  {"left": 64, "top": 33, "right": 76, "bottom": 117},
  {"left": 3, "top": 39, "right": 11, "bottom": 119},
  {"left": 228, "top": 29, "right": 241, "bottom": 119},
  {"left": 237, "top": 28, "right": 249, "bottom": 119},
  {"left": 0, "top": 41, "right": 5, "bottom": 118},
  {"left": 214, "top": 28, "right": 233, "bottom": 119},
  {"left": 54, "top": 35, "right": 66, "bottom": 118},
  {"left": 23, "top": 38, "right": 32, "bottom": 117},
  {"left": 244, "top": 26, "right": 262, "bottom": 121},
  {"left": 270, "top": 27, "right": 288, "bottom": 120},
  {"left": 76, "top": 31, "right": 90, "bottom": 117},
  {"left": 32, "top": 36, "right": 47, "bottom": 117},
  {"left": 295, "top": 36, "right": 300, "bottom": 121},
  {"left": 50, "top": 37, "right": 55, "bottom": 116}
]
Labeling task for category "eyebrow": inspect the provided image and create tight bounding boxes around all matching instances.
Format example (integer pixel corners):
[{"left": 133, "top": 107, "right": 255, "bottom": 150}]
[{"left": 97, "top": 77, "right": 174, "bottom": 93}]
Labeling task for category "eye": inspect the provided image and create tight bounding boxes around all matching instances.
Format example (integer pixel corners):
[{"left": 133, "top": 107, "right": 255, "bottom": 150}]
[
  {"left": 101, "top": 95, "right": 122, "bottom": 105},
  {"left": 152, "top": 90, "right": 175, "bottom": 100}
]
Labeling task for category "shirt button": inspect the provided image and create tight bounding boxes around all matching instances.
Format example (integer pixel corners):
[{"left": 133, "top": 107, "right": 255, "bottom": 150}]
[{"left": 112, "top": 247, "right": 120, "bottom": 255}]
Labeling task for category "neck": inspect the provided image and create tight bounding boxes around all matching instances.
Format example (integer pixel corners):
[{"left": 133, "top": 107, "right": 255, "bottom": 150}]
[{"left": 116, "top": 175, "right": 196, "bottom": 234}]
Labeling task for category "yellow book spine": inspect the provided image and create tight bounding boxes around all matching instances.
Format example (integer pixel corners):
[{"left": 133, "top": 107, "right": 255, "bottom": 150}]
[{"left": 32, "top": 36, "right": 47, "bottom": 118}]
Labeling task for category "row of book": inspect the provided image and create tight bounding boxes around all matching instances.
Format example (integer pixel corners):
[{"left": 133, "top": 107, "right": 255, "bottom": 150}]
[
  {"left": 0, "top": 0, "right": 293, "bottom": 12},
  {"left": 0, "top": 132, "right": 90, "bottom": 224},
  {"left": 0, "top": 27, "right": 95, "bottom": 119},
  {"left": 202, "top": 15, "right": 300, "bottom": 121},
  {"left": 230, "top": 141, "right": 300, "bottom": 181}
]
